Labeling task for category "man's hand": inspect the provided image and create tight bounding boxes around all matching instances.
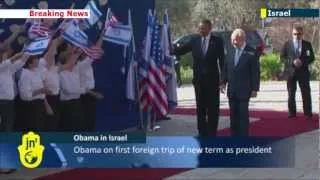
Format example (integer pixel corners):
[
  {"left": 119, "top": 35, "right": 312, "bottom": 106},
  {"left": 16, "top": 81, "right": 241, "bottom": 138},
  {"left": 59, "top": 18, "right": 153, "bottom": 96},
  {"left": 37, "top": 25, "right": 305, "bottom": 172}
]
[
  {"left": 293, "top": 58, "right": 302, "bottom": 68},
  {"left": 251, "top": 91, "right": 258, "bottom": 98},
  {"left": 219, "top": 84, "right": 226, "bottom": 94}
]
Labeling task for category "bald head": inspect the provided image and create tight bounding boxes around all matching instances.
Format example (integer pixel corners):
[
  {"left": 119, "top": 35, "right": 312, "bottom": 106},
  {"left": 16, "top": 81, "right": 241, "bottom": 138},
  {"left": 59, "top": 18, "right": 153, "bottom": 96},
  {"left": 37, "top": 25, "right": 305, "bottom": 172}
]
[{"left": 231, "top": 28, "right": 246, "bottom": 48}]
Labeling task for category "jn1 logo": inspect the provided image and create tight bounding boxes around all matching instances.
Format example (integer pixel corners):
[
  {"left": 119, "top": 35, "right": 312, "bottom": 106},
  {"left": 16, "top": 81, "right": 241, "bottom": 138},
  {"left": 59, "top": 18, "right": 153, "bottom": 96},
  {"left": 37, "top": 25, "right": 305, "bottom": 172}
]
[{"left": 18, "top": 132, "right": 45, "bottom": 168}]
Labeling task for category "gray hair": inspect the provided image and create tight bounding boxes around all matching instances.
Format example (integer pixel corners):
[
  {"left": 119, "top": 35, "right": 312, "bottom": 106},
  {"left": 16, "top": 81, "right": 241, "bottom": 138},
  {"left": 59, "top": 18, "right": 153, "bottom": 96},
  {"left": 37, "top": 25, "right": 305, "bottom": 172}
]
[{"left": 231, "top": 28, "right": 246, "bottom": 39}]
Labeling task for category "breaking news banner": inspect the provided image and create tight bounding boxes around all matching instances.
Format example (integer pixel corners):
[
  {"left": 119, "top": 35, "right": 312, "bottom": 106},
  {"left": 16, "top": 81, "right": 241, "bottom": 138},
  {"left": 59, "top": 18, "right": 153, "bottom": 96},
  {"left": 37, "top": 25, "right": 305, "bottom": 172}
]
[
  {"left": 0, "top": 9, "right": 90, "bottom": 19},
  {"left": 260, "top": 8, "right": 320, "bottom": 18},
  {"left": 0, "top": 132, "right": 294, "bottom": 168}
]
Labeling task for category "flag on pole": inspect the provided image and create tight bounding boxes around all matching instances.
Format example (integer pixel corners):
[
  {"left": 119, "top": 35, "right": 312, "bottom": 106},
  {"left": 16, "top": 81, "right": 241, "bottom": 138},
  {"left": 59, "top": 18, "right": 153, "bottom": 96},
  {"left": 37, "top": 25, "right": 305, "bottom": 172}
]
[
  {"left": 162, "top": 9, "right": 177, "bottom": 109},
  {"left": 103, "top": 24, "right": 132, "bottom": 46},
  {"left": 104, "top": 8, "right": 119, "bottom": 29},
  {"left": 139, "top": 9, "right": 168, "bottom": 116},
  {"left": 103, "top": 8, "right": 132, "bottom": 46},
  {"left": 23, "top": 37, "right": 50, "bottom": 55},
  {"left": 62, "top": 21, "right": 88, "bottom": 48},
  {"left": 125, "top": 9, "right": 136, "bottom": 102},
  {"left": 81, "top": 44, "right": 104, "bottom": 60},
  {"left": 28, "top": 21, "right": 50, "bottom": 39},
  {"left": 139, "top": 9, "right": 154, "bottom": 111},
  {"left": 83, "top": 0, "right": 103, "bottom": 26}
]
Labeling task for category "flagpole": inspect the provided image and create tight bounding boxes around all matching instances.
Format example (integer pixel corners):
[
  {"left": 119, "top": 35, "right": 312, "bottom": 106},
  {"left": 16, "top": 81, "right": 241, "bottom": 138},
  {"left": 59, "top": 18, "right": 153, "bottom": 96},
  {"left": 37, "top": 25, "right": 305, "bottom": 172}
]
[{"left": 128, "top": 9, "right": 144, "bottom": 131}]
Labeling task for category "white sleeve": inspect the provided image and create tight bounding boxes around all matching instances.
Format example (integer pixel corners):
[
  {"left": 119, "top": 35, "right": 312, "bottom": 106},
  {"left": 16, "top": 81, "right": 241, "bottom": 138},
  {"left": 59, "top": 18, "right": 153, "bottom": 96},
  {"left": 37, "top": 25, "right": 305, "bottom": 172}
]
[
  {"left": 10, "top": 59, "right": 26, "bottom": 73},
  {"left": 0, "top": 59, "right": 11, "bottom": 71},
  {"left": 18, "top": 70, "right": 33, "bottom": 101},
  {"left": 78, "top": 57, "right": 93, "bottom": 69}
]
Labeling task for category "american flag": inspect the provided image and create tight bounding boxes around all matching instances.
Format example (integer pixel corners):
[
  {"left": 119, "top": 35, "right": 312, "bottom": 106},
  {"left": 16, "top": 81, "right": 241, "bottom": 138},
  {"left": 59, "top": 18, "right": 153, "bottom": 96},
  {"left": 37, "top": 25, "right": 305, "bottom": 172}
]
[
  {"left": 28, "top": 21, "right": 50, "bottom": 39},
  {"left": 139, "top": 11, "right": 168, "bottom": 117},
  {"left": 104, "top": 8, "right": 119, "bottom": 29},
  {"left": 81, "top": 44, "right": 104, "bottom": 60}
]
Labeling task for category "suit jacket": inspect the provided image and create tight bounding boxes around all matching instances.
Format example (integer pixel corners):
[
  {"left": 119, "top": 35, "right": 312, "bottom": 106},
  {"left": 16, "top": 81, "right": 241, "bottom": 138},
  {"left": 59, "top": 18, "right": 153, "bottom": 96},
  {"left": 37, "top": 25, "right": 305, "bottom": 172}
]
[
  {"left": 173, "top": 33, "right": 225, "bottom": 84},
  {"left": 223, "top": 45, "right": 260, "bottom": 100},
  {"left": 280, "top": 39, "right": 315, "bottom": 79}
]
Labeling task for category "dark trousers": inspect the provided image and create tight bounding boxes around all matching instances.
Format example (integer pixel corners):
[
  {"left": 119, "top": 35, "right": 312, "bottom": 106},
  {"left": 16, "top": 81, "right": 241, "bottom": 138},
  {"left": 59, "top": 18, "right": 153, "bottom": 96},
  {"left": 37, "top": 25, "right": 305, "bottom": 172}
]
[
  {"left": 81, "top": 93, "right": 97, "bottom": 132},
  {"left": 228, "top": 98, "right": 249, "bottom": 136},
  {"left": 13, "top": 96, "right": 22, "bottom": 131},
  {"left": 194, "top": 77, "right": 219, "bottom": 136},
  {"left": 45, "top": 95, "right": 60, "bottom": 131},
  {"left": 0, "top": 100, "right": 15, "bottom": 132},
  {"left": 59, "top": 99, "right": 84, "bottom": 131},
  {"left": 287, "top": 73, "right": 312, "bottom": 116},
  {"left": 20, "top": 99, "right": 46, "bottom": 132}
]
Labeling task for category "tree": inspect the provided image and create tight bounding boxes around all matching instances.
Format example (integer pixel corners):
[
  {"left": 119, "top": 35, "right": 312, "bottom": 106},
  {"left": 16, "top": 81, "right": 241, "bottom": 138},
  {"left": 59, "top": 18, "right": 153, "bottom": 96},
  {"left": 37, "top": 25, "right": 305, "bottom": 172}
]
[{"left": 191, "top": 0, "right": 266, "bottom": 30}]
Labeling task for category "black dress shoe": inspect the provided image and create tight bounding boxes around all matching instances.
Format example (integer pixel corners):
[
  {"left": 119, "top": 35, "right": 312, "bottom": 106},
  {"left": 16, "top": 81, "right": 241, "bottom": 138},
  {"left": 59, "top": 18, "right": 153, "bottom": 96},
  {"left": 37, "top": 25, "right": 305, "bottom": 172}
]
[{"left": 288, "top": 114, "right": 296, "bottom": 118}]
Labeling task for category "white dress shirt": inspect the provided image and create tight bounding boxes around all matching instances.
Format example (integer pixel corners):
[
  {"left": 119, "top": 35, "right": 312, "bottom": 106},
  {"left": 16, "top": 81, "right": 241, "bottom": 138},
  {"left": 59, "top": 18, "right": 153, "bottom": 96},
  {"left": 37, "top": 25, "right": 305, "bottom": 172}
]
[
  {"left": 293, "top": 40, "right": 302, "bottom": 56},
  {"left": 0, "top": 58, "right": 26, "bottom": 100},
  {"left": 234, "top": 42, "right": 246, "bottom": 66},
  {"left": 39, "top": 58, "right": 60, "bottom": 95},
  {"left": 18, "top": 68, "right": 45, "bottom": 101},
  {"left": 79, "top": 57, "right": 95, "bottom": 92}
]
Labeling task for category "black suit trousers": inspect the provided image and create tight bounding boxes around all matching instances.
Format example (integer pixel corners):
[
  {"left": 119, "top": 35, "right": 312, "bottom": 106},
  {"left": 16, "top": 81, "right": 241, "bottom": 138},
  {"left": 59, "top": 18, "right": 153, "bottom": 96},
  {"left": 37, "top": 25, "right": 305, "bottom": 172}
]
[
  {"left": 194, "top": 76, "right": 219, "bottom": 136},
  {"left": 287, "top": 72, "right": 312, "bottom": 116}
]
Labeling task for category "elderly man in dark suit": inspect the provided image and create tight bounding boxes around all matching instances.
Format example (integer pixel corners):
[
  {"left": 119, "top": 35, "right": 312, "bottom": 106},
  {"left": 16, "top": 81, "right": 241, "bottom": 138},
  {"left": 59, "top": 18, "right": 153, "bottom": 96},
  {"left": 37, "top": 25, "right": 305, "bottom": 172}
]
[
  {"left": 173, "top": 19, "right": 225, "bottom": 136},
  {"left": 280, "top": 25, "right": 314, "bottom": 120},
  {"left": 221, "top": 28, "right": 260, "bottom": 137}
]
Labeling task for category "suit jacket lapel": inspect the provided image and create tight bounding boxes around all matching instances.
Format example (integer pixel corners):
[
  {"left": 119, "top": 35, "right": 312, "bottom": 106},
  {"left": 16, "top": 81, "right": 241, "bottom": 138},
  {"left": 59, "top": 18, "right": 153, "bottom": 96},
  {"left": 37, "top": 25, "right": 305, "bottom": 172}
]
[
  {"left": 204, "top": 36, "right": 213, "bottom": 57},
  {"left": 199, "top": 35, "right": 212, "bottom": 58},
  {"left": 234, "top": 45, "right": 248, "bottom": 69},
  {"left": 197, "top": 36, "right": 204, "bottom": 58},
  {"left": 300, "top": 40, "right": 306, "bottom": 57},
  {"left": 230, "top": 47, "right": 236, "bottom": 70}
]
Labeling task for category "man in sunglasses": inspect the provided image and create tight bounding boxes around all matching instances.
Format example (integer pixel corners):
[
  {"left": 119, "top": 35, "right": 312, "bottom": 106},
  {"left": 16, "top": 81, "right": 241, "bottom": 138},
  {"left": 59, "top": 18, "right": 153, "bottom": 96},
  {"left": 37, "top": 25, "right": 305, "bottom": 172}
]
[{"left": 281, "top": 25, "right": 315, "bottom": 120}]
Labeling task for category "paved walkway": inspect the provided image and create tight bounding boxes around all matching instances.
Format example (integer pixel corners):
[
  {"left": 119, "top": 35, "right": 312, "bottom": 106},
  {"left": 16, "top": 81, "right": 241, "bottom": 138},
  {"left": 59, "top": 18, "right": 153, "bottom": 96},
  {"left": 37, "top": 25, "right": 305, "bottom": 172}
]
[
  {"left": 178, "top": 81, "right": 319, "bottom": 113},
  {"left": 162, "top": 81, "right": 319, "bottom": 179},
  {"left": 165, "top": 130, "right": 320, "bottom": 180}
]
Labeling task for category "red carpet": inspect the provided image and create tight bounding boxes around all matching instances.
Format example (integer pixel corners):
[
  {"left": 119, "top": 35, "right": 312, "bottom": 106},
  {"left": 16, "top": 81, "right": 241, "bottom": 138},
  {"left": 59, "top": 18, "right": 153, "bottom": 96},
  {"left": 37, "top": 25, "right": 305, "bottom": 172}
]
[
  {"left": 37, "top": 108, "right": 318, "bottom": 180},
  {"left": 173, "top": 108, "right": 319, "bottom": 137},
  {"left": 36, "top": 168, "right": 189, "bottom": 180}
]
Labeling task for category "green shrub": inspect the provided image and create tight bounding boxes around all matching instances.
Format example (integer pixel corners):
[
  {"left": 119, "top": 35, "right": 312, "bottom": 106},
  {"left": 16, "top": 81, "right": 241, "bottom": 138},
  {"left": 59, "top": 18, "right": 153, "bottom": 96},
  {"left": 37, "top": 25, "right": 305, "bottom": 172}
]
[
  {"left": 310, "top": 55, "right": 320, "bottom": 80},
  {"left": 260, "top": 53, "right": 283, "bottom": 81},
  {"left": 181, "top": 65, "right": 193, "bottom": 84},
  {"left": 180, "top": 53, "right": 193, "bottom": 67}
]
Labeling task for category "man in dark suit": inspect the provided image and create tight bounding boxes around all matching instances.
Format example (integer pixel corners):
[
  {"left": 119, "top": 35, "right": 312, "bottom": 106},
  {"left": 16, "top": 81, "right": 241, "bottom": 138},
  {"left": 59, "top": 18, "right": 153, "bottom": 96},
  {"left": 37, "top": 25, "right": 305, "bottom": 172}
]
[
  {"left": 173, "top": 19, "right": 225, "bottom": 136},
  {"left": 280, "top": 25, "right": 314, "bottom": 120},
  {"left": 221, "top": 28, "right": 260, "bottom": 136}
]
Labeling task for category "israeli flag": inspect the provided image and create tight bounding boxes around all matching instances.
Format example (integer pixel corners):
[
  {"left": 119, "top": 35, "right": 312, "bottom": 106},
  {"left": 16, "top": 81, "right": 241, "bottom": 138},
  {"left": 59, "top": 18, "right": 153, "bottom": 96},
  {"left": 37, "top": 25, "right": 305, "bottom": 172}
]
[
  {"left": 103, "top": 24, "right": 132, "bottom": 46},
  {"left": 84, "top": 0, "right": 103, "bottom": 26},
  {"left": 62, "top": 22, "right": 88, "bottom": 48},
  {"left": 23, "top": 37, "right": 50, "bottom": 55}
]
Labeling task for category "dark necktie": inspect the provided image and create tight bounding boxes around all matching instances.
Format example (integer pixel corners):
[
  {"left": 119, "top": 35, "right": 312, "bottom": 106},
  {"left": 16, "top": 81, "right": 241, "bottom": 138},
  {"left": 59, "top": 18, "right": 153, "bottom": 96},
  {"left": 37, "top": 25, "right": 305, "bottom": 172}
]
[{"left": 201, "top": 37, "right": 206, "bottom": 55}]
